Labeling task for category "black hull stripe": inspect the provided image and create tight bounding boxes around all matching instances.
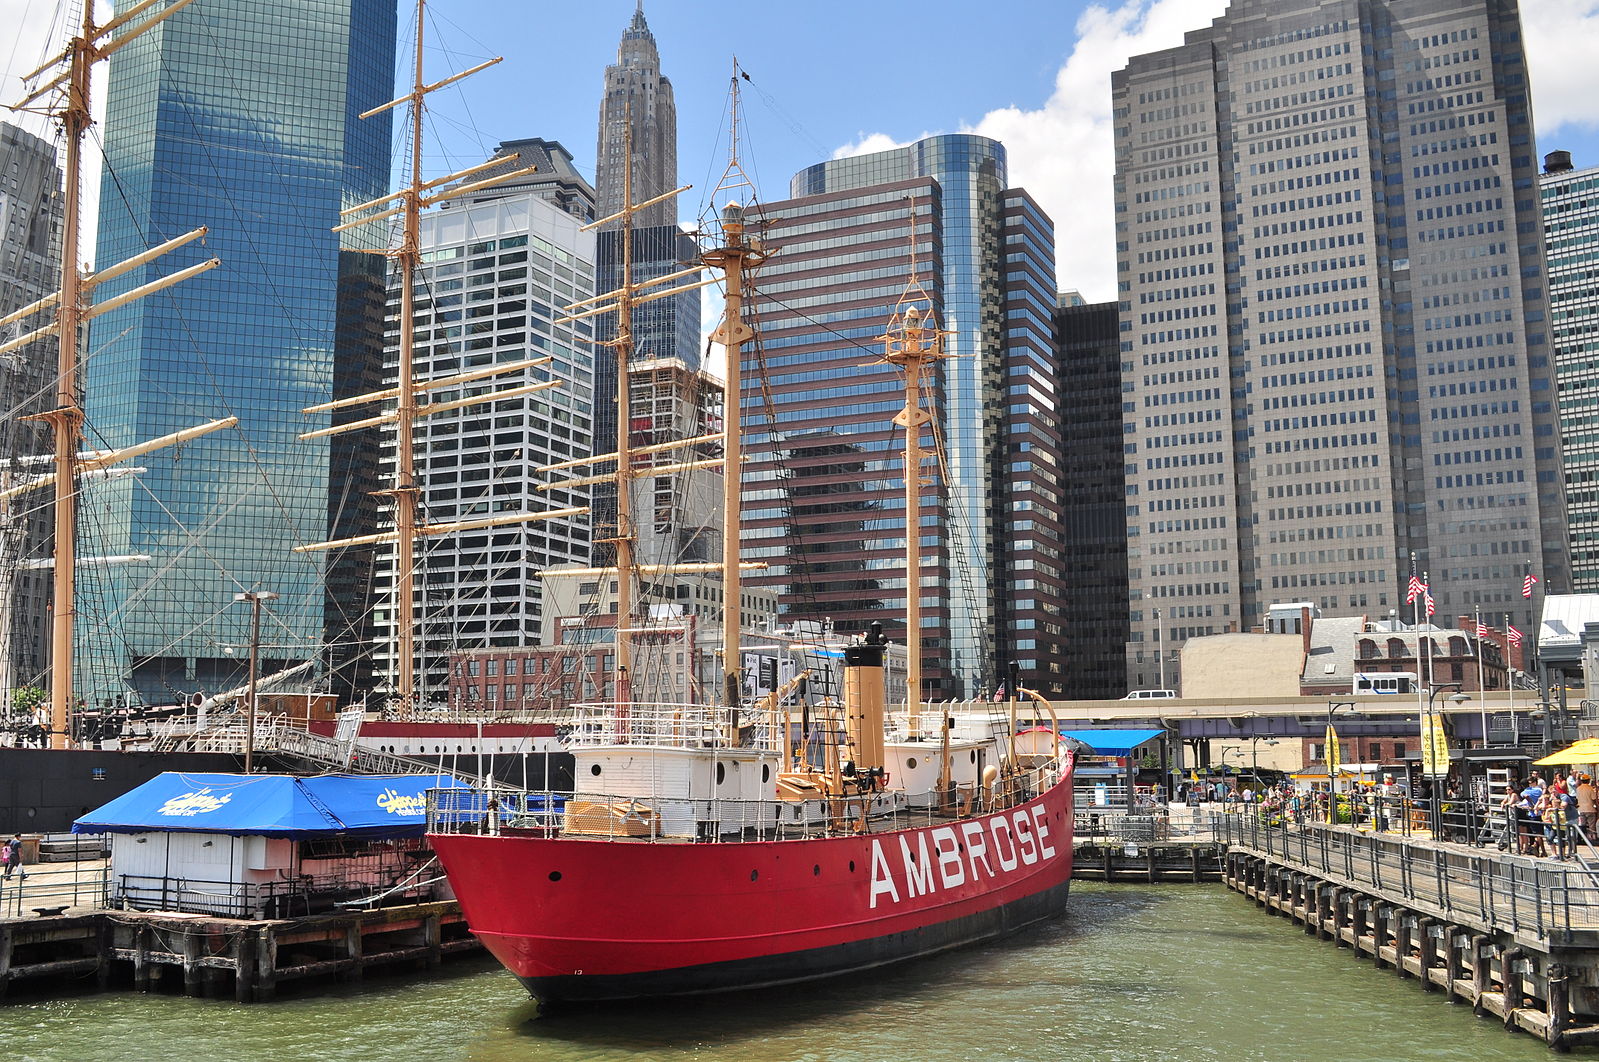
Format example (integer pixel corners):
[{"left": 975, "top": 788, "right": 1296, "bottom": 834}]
[{"left": 514, "top": 878, "right": 1071, "bottom": 1004}]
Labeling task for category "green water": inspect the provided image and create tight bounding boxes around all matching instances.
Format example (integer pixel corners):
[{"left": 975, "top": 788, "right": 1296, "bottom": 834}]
[{"left": 14, "top": 885, "right": 1574, "bottom": 1061}]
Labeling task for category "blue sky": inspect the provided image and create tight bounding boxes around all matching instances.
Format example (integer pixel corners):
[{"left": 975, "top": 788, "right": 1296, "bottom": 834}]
[{"left": 6, "top": 0, "right": 1599, "bottom": 302}]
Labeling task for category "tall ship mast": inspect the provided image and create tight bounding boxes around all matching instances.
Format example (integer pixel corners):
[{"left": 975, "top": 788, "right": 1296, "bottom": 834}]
[
  {"left": 425, "top": 67, "right": 1075, "bottom": 1004},
  {"left": 5, "top": 0, "right": 235, "bottom": 748},
  {"left": 296, "top": 0, "right": 580, "bottom": 716}
]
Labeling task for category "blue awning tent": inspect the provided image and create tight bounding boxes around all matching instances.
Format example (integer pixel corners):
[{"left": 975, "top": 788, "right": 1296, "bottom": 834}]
[
  {"left": 1061, "top": 729, "right": 1165, "bottom": 757},
  {"left": 73, "top": 772, "right": 469, "bottom": 838}
]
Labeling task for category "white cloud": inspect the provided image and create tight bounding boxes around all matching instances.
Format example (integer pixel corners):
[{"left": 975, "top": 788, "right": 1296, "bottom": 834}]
[
  {"left": 1523, "top": 0, "right": 1599, "bottom": 140},
  {"left": 831, "top": 0, "right": 1599, "bottom": 305},
  {"left": 832, "top": 130, "right": 917, "bottom": 160},
  {"left": 965, "top": 0, "right": 1228, "bottom": 301},
  {"left": 830, "top": 0, "right": 1228, "bottom": 304}
]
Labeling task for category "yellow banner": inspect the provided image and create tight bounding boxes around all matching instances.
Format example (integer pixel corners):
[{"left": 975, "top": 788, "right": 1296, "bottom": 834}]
[
  {"left": 1420, "top": 711, "right": 1449, "bottom": 777},
  {"left": 1325, "top": 724, "right": 1340, "bottom": 780}
]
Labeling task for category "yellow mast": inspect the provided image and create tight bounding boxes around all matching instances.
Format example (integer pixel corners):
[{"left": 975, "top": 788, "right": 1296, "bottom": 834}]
[
  {"left": 307, "top": 0, "right": 538, "bottom": 713},
  {"left": 878, "top": 206, "right": 948, "bottom": 786},
  {"left": 700, "top": 62, "right": 766, "bottom": 710},
  {"left": 609, "top": 119, "right": 639, "bottom": 703},
  {"left": 389, "top": 0, "right": 427, "bottom": 714}
]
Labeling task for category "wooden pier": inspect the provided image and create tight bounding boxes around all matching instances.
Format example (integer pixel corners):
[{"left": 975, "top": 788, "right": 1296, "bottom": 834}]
[
  {"left": 1071, "top": 839, "right": 1224, "bottom": 882},
  {"left": 1221, "top": 815, "right": 1599, "bottom": 1050},
  {"left": 0, "top": 901, "right": 480, "bottom": 1001}
]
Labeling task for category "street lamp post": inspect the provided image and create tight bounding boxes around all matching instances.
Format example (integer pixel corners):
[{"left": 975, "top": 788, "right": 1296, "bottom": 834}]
[
  {"left": 234, "top": 590, "right": 278, "bottom": 774},
  {"left": 1425, "top": 681, "right": 1469, "bottom": 838}
]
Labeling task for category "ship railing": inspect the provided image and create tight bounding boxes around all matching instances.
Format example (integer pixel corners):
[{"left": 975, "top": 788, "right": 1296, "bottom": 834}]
[
  {"left": 562, "top": 701, "right": 786, "bottom": 752},
  {"left": 425, "top": 760, "right": 1069, "bottom": 843}
]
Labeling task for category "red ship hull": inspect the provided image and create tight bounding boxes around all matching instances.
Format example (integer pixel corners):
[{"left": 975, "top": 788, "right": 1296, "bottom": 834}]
[{"left": 429, "top": 774, "right": 1074, "bottom": 1002}]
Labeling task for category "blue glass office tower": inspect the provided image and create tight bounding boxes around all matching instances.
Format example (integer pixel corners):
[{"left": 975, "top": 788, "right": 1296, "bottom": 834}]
[{"left": 83, "top": 0, "right": 396, "bottom": 705}]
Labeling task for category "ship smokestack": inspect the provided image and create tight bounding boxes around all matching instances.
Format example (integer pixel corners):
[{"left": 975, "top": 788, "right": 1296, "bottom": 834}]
[{"left": 843, "top": 622, "right": 887, "bottom": 773}]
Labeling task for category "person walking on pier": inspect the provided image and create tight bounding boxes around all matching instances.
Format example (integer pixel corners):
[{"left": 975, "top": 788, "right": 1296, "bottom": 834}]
[
  {"left": 1577, "top": 775, "right": 1597, "bottom": 849},
  {"left": 3, "top": 836, "right": 25, "bottom": 881}
]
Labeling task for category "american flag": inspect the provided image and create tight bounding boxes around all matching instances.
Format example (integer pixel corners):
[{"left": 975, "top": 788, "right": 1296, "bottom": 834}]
[
  {"left": 1476, "top": 622, "right": 1491, "bottom": 638},
  {"left": 1425, "top": 590, "right": 1436, "bottom": 617},
  {"left": 1508, "top": 625, "right": 1524, "bottom": 646},
  {"left": 1406, "top": 575, "right": 1426, "bottom": 604},
  {"left": 1523, "top": 573, "right": 1539, "bottom": 599},
  {"left": 992, "top": 683, "right": 1006, "bottom": 703}
]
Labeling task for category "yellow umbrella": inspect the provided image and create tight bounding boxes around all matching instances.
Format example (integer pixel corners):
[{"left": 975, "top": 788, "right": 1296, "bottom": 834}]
[{"left": 1534, "top": 738, "right": 1599, "bottom": 766}]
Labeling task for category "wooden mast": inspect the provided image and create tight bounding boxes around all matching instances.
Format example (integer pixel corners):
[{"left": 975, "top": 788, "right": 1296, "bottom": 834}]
[
  {"left": 388, "top": 0, "right": 427, "bottom": 714},
  {"left": 879, "top": 205, "right": 947, "bottom": 774},
  {"left": 43, "top": 7, "right": 91, "bottom": 749},
  {"left": 306, "top": 0, "right": 540, "bottom": 713},
  {"left": 11, "top": 0, "right": 222, "bottom": 747},
  {"left": 700, "top": 62, "right": 766, "bottom": 710},
  {"left": 609, "top": 116, "right": 639, "bottom": 705}
]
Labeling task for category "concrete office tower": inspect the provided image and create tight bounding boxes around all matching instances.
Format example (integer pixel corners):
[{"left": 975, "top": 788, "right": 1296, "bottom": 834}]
[
  {"left": 86, "top": 0, "right": 396, "bottom": 706},
  {"left": 1542, "top": 151, "right": 1599, "bottom": 591},
  {"left": 590, "top": 5, "right": 701, "bottom": 565},
  {"left": 594, "top": 2, "right": 677, "bottom": 229},
  {"left": 1056, "top": 297, "right": 1132, "bottom": 698},
  {"left": 748, "top": 135, "right": 1063, "bottom": 699},
  {"left": 0, "top": 123, "right": 62, "bottom": 701},
  {"left": 1115, "top": 0, "right": 1569, "bottom": 692},
  {"left": 372, "top": 187, "right": 597, "bottom": 703}
]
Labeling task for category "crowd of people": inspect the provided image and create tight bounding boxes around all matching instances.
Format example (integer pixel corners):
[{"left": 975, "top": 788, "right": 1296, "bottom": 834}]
[
  {"left": 1168, "top": 769, "right": 1599, "bottom": 861},
  {"left": 1497, "top": 771, "right": 1598, "bottom": 859}
]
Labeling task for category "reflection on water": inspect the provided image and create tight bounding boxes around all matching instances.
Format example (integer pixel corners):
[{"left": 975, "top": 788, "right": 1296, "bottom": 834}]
[{"left": 12, "top": 886, "right": 1568, "bottom": 1062}]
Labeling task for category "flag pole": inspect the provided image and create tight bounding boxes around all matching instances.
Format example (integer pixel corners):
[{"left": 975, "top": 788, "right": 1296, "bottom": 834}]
[
  {"left": 1475, "top": 605, "right": 1488, "bottom": 748},
  {"left": 1505, "top": 611, "right": 1516, "bottom": 746}
]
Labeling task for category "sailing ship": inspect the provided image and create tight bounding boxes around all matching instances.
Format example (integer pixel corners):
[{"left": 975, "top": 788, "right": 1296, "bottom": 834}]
[
  {"left": 426, "top": 72, "right": 1075, "bottom": 1002},
  {"left": 0, "top": 1, "right": 571, "bottom": 800}
]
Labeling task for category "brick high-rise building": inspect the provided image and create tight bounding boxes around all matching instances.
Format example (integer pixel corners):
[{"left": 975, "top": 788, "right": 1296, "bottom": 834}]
[
  {"left": 746, "top": 134, "right": 1064, "bottom": 699},
  {"left": 1114, "top": 0, "right": 1569, "bottom": 692}
]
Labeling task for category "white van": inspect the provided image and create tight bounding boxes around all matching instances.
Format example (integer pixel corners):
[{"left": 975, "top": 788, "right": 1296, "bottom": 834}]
[{"left": 1122, "top": 689, "right": 1177, "bottom": 700}]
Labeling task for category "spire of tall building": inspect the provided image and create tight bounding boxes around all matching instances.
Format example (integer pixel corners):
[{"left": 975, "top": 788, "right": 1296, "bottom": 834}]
[{"left": 594, "top": 2, "right": 677, "bottom": 228}]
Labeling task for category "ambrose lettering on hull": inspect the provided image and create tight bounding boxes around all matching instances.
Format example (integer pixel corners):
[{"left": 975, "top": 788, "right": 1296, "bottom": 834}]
[{"left": 868, "top": 804, "right": 1058, "bottom": 908}]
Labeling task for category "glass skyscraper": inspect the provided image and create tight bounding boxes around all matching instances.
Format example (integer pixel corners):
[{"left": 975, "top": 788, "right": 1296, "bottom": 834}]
[
  {"left": 84, "top": 0, "right": 395, "bottom": 705},
  {"left": 751, "top": 135, "right": 1063, "bottom": 698}
]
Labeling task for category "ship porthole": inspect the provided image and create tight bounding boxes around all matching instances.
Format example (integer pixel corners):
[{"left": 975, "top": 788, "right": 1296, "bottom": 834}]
[
  {"left": 716, "top": 763, "right": 726, "bottom": 785},
  {"left": 812, "top": 864, "right": 820, "bottom": 876},
  {"left": 548, "top": 871, "right": 562, "bottom": 882},
  {"left": 848, "top": 860, "right": 856, "bottom": 872},
  {"left": 762, "top": 764, "right": 771, "bottom": 783},
  {"left": 970, "top": 751, "right": 977, "bottom": 763},
  {"left": 907, "top": 756, "right": 918, "bottom": 769},
  {"left": 591, "top": 764, "right": 602, "bottom": 776},
  {"left": 750, "top": 870, "right": 759, "bottom": 882}
]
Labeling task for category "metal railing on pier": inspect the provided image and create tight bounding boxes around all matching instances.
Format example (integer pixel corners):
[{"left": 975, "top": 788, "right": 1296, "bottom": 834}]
[
  {"left": 1219, "top": 812, "right": 1599, "bottom": 944},
  {"left": 0, "top": 863, "right": 110, "bottom": 918}
]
